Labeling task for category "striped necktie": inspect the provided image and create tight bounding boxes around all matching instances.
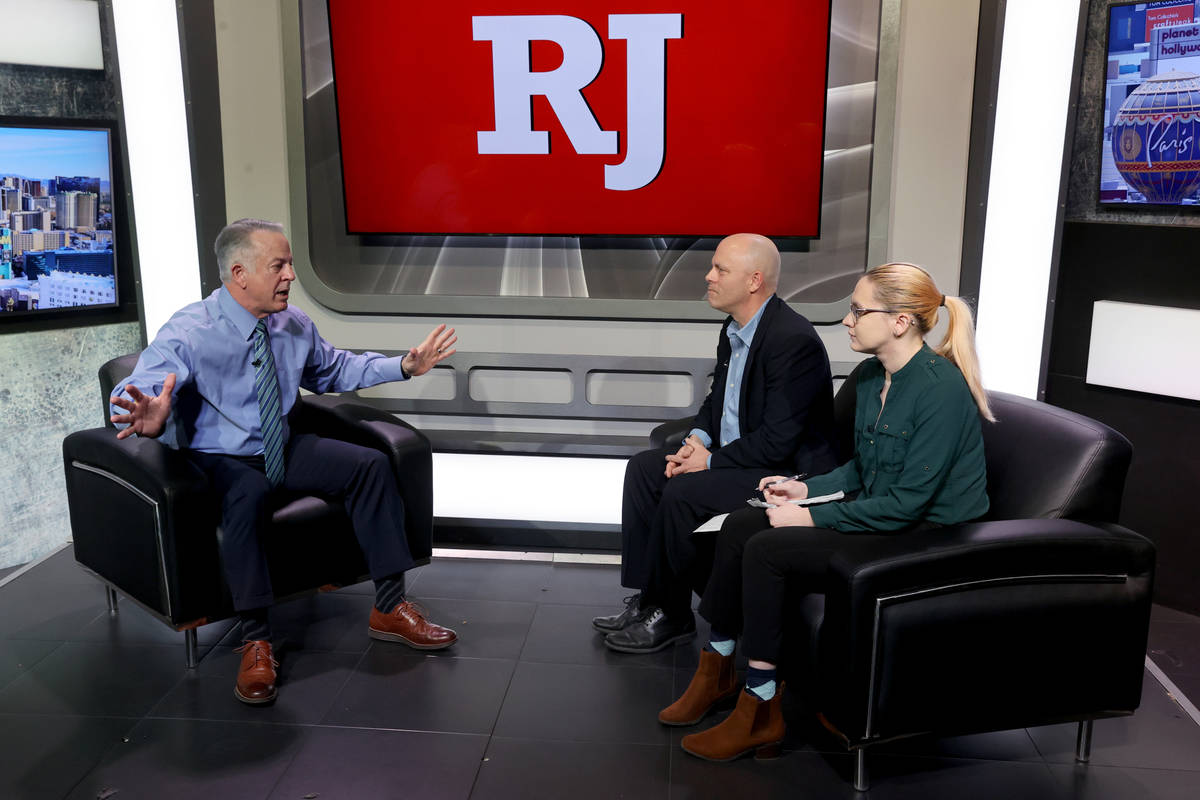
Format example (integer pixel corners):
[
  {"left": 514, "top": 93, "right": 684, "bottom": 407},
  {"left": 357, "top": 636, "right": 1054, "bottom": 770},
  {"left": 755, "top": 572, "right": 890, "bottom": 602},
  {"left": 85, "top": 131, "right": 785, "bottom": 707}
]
[{"left": 252, "top": 319, "right": 285, "bottom": 487}]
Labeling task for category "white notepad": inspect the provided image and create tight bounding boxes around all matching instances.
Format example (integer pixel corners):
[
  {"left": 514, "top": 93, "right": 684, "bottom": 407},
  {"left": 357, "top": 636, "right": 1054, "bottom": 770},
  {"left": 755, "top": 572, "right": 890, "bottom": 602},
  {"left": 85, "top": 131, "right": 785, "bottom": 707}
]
[{"left": 692, "top": 491, "right": 845, "bottom": 533}]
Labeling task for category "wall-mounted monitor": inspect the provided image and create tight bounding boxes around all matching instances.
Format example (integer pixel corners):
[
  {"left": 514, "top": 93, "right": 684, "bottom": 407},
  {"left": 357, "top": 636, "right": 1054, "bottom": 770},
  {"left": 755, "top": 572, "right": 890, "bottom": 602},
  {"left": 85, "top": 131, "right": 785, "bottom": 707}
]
[
  {"left": 327, "top": 1, "right": 832, "bottom": 238},
  {"left": 1102, "top": 1, "right": 1200, "bottom": 207},
  {"left": 0, "top": 118, "right": 118, "bottom": 319}
]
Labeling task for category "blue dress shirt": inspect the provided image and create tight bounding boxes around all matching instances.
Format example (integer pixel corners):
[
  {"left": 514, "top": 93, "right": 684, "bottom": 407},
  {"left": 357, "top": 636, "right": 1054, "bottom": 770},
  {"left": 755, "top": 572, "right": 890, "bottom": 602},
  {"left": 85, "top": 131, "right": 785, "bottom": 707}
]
[
  {"left": 111, "top": 287, "right": 408, "bottom": 456},
  {"left": 688, "top": 299, "right": 769, "bottom": 465}
]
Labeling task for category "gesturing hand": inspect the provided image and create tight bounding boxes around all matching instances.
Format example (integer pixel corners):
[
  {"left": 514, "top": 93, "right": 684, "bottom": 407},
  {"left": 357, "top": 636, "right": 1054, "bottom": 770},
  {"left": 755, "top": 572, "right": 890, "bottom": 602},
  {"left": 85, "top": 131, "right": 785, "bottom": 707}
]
[
  {"left": 401, "top": 324, "right": 457, "bottom": 378},
  {"left": 110, "top": 373, "right": 177, "bottom": 440}
]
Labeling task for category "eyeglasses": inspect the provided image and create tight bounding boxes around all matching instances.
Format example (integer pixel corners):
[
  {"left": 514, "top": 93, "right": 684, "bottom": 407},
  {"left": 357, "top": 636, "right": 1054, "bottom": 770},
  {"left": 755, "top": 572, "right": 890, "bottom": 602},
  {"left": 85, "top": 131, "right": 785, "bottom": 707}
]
[{"left": 847, "top": 303, "right": 893, "bottom": 323}]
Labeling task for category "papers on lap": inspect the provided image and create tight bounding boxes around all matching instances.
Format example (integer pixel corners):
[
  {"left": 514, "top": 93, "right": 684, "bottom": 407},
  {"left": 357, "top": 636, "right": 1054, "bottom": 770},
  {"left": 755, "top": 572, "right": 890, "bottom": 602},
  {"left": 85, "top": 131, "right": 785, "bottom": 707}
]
[{"left": 692, "top": 491, "right": 845, "bottom": 533}]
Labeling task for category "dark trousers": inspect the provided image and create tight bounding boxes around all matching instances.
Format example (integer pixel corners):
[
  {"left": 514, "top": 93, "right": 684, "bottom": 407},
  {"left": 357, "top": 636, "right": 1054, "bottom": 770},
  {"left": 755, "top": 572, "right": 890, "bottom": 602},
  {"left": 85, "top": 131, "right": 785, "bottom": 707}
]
[
  {"left": 621, "top": 446, "right": 771, "bottom": 616},
  {"left": 187, "top": 433, "right": 415, "bottom": 611},
  {"left": 698, "top": 507, "right": 899, "bottom": 663}
]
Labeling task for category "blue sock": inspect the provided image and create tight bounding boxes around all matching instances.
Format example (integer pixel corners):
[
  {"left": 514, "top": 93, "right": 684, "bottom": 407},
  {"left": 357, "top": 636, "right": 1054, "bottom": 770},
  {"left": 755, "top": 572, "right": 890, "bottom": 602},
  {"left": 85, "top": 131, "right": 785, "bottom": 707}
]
[
  {"left": 745, "top": 664, "right": 776, "bottom": 700},
  {"left": 703, "top": 629, "right": 735, "bottom": 656}
]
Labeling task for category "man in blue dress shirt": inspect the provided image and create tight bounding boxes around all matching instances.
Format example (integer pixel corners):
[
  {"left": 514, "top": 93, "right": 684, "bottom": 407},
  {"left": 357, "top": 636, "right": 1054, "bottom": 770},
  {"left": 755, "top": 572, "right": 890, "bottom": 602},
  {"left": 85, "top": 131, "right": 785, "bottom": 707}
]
[
  {"left": 596, "top": 234, "right": 839, "bottom": 654},
  {"left": 110, "top": 218, "right": 457, "bottom": 704}
]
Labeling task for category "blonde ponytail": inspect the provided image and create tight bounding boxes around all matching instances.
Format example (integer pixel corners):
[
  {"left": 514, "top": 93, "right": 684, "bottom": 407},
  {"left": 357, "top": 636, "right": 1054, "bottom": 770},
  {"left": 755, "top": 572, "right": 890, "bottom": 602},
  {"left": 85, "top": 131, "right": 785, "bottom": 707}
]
[
  {"left": 934, "top": 295, "right": 994, "bottom": 422},
  {"left": 865, "top": 263, "right": 995, "bottom": 422}
]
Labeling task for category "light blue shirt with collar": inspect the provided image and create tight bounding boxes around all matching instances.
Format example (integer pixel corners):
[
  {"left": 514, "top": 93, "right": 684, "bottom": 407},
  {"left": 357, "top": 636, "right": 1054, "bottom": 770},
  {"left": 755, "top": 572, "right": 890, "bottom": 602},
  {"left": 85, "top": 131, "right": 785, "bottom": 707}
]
[
  {"left": 111, "top": 287, "right": 409, "bottom": 456},
  {"left": 688, "top": 298, "right": 770, "bottom": 466}
]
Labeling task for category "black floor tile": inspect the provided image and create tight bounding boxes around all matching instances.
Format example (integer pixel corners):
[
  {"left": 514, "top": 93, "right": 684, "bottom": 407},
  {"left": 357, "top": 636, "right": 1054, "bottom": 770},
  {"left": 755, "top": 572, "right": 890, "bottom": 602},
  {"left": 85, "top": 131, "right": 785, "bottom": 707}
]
[
  {"left": 1151, "top": 604, "right": 1200, "bottom": 626},
  {"left": 410, "top": 559, "right": 556, "bottom": 603},
  {"left": 472, "top": 737, "right": 670, "bottom": 800},
  {"left": 0, "top": 577, "right": 107, "bottom": 640},
  {"left": 872, "top": 728, "right": 1045, "bottom": 763},
  {"left": 855, "top": 756, "right": 1064, "bottom": 800},
  {"left": 71, "top": 595, "right": 234, "bottom": 652},
  {"left": 64, "top": 717, "right": 307, "bottom": 800},
  {"left": 1164, "top": 671, "right": 1200, "bottom": 707},
  {"left": 0, "top": 563, "right": 24, "bottom": 582},
  {"left": 520, "top": 602, "right": 675, "bottom": 669},
  {"left": 669, "top": 747, "right": 856, "bottom": 800},
  {"left": 1045, "top": 762, "right": 1200, "bottom": 800},
  {"left": 0, "top": 639, "right": 60, "bottom": 691},
  {"left": 409, "top": 596, "right": 537, "bottom": 661},
  {"left": 21, "top": 546, "right": 105, "bottom": 585},
  {"left": 538, "top": 562, "right": 631, "bottom": 606},
  {"left": 0, "top": 714, "right": 133, "bottom": 800},
  {"left": 268, "top": 590, "right": 378, "bottom": 653},
  {"left": 1027, "top": 674, "right": 1200, "bottom": 770},
  {"left": 269, "top": 726, "right": 487, "bottom": 800},
  {"left": 151, "top": 646, "right": 361, "bottom": 724},
  {"left": 1148, "top": 619, "right": 1200, "bottom": 677},
  {"left": 323, "top": 648, "right": 516, "bottom": 734},
  {"left": 0, "top": 641, "right": 184, "bottom": 717},
  {"left": 493, "top": 660, "right": 674, "bottom": 745}
]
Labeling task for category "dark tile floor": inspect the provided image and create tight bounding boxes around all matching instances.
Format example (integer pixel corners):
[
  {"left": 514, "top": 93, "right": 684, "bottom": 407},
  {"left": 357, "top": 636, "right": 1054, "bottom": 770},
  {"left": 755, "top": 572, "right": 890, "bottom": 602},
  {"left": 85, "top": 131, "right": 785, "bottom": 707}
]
[{"left": 1, "top": 546, "right": 1198, "bottom": 800}]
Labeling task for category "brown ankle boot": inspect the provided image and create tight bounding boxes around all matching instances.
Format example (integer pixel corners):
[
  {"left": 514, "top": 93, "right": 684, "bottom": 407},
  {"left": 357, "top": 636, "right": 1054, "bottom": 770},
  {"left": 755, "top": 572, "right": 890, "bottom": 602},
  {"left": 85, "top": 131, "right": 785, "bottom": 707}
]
[
  {"left": 659, "top": 649, "right": 739, "bottom": 726},
  {"left": 680, "top": 683, "right": 786, "bottom": 761}
]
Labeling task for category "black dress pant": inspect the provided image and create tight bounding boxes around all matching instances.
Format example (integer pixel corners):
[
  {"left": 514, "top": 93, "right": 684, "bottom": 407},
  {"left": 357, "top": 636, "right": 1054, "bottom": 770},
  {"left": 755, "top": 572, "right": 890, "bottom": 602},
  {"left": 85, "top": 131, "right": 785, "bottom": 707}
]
[
  {"left": 187, "top": 433, "right": 415, "bottom": 611},
  {"left": 621, "top": 446, "right": 771, "bottom": 616},
  {"left": 698, "top": 507, "right": 899, "bottom": 663}
]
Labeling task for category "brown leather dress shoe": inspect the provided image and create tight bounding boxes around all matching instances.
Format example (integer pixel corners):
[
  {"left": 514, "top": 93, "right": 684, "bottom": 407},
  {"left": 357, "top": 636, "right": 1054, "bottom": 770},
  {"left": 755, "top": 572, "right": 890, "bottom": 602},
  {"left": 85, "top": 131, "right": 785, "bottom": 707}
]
[
  {"left": 680, "top": 683, "right": 786, "bottom": 761},
  {"left": 234, "top": 640, "right": 278, "bottom": 705},
  {"left": 659, "top": 649, "right": 739, "bottom": 726},
  {"left": 369, "top": 601, "right": 458, "bottom": 650}
]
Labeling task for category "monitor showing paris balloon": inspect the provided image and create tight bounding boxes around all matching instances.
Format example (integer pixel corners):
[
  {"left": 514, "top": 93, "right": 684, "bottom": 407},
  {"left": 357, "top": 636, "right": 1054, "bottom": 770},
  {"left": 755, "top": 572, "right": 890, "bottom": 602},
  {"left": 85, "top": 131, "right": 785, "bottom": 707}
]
[{"left": 1103, "top": 1, "right": 1200, "bottom": 206}]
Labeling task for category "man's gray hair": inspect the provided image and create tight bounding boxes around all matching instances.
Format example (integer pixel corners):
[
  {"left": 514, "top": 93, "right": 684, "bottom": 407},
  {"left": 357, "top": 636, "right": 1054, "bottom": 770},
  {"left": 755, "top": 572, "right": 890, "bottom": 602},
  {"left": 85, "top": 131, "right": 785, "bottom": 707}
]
[{"left": 214, "top": 218, "right": 285, "bottom": 282}]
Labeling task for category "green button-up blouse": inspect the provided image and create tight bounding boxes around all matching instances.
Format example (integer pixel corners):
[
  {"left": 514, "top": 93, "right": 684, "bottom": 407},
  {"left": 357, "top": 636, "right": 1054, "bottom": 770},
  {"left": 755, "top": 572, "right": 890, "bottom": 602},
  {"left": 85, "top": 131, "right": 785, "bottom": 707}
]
[{"left": 805, "top": 344, "right": 989, "bottom": 531}]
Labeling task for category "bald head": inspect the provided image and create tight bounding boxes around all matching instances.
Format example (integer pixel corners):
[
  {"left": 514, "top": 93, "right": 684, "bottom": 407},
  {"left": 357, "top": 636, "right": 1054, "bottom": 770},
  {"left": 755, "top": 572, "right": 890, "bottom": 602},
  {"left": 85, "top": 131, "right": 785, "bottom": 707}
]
[
  {"left": 705, "top": 233, "right": 781, "bottom": 325},
  {"left": 717, "top": 233, "right": 780, "bottom": 291}
]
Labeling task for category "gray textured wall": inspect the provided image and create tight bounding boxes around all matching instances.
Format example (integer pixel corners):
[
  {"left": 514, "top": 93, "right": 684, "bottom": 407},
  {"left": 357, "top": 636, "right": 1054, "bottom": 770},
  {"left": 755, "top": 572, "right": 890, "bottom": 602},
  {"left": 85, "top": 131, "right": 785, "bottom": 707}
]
[{"left": 0, "top": 14, "right": 143, "bottom": 568}]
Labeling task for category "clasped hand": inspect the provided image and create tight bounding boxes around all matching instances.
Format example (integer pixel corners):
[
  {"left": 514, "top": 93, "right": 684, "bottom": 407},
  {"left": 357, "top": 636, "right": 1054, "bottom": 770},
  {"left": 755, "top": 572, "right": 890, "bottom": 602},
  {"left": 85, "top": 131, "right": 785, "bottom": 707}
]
[
  {"left": 664, "top": 435, "right": 710, "bottom": 477},
  {"left": 756, "top": 475, "right": 814, "bottom": 528}
]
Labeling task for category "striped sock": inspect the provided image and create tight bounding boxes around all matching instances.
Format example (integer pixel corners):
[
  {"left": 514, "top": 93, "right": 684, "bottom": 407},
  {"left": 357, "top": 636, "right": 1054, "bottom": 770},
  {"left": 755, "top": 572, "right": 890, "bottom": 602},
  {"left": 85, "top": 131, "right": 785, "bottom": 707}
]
[
  {"left": 704, "top": 629, "right": 735, "bottom": 656},
  {"left": 374, "top": 573, "right": 407, "bottom": 613},
  {"left": 745, "top": 664, "right": 776, "bottom": 700},
  {"left": 239, "top": 607, "right": 271, "bottom": 642}
]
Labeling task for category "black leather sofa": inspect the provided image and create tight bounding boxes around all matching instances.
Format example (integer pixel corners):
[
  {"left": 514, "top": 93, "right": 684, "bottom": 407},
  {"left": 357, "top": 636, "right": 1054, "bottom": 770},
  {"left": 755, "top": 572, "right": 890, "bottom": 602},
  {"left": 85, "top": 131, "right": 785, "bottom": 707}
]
[
  {"left": 62, "top": 354, "right": 434, "bottom": 666},
  {"left": 652, "top": 365, "right": 1156, "bottom": 789}
]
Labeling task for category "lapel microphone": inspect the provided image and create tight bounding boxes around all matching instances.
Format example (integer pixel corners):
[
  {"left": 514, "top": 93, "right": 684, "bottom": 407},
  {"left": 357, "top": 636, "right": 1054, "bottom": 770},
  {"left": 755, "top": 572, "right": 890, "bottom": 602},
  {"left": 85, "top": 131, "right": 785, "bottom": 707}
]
[{"left": 252, "top": 358, "right": 262, "bottom": 367}]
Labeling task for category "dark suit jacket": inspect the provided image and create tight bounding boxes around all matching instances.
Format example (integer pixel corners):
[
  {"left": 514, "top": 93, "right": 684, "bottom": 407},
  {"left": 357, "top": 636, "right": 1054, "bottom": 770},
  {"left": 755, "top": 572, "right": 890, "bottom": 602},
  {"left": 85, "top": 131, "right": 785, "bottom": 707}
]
[{"left": 692, "top": 295, "right": 838, "bottom": 476}]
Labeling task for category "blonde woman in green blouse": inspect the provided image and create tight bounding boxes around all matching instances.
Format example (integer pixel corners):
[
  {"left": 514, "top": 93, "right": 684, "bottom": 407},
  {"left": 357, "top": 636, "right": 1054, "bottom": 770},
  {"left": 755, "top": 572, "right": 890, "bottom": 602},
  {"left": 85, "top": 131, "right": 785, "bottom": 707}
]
[{"left": 659, "top": 262, "right": 995, "bottom": 762}]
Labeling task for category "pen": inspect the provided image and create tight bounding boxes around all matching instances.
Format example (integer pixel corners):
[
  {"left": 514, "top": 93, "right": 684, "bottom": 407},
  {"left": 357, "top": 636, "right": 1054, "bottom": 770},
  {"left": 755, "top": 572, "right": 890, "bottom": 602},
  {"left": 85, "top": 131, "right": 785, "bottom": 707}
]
[{"left": 763, "top": 473, "right": 807, "bottom": 490}]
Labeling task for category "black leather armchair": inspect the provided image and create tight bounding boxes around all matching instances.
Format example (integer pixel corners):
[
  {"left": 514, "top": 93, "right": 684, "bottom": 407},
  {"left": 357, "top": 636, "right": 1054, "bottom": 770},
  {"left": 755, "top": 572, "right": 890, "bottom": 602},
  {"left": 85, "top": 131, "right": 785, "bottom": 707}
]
[
  {"left": 62, "top": 354, "right": 434, "bottom": 666},
  {"left": 651, "top": 365, "right": 1155, "bottom": 789}
]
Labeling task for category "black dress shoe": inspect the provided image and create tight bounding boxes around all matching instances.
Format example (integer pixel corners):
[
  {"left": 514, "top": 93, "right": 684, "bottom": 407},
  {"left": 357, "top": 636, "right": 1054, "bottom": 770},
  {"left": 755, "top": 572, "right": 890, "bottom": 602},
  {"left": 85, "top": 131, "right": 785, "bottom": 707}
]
[
  {"left": 604, "top": 607, "right": 696, "bottom": 653},
  {"left": 592, "top": 593, "right": 646, "bottom": 633}
]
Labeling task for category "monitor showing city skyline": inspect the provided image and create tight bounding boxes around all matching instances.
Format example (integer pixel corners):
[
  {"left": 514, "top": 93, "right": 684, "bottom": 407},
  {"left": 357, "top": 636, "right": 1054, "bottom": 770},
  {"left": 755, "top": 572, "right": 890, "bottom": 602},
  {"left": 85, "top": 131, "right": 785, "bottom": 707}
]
[{"left": 0, "top": 119, "right": 118, "bottom": 318}]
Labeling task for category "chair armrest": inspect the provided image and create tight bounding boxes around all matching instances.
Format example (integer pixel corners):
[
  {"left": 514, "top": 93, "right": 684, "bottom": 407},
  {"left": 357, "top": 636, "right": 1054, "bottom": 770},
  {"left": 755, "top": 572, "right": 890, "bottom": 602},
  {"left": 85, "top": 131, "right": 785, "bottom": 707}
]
[
  {"left": 63, "top": 427, "right": 209, "bottom": 503},
  {"left": 650, "top": 417, "right": 693, "bottom": 449},
  {"left": 816, "top": 518, "right": 1156, "bottom": 744},
  {"left": 296, "top": 395, "right": 434, "bottom": 562},
  {"left": 63, "top": 427, "right": 218, "bottom": 623}
]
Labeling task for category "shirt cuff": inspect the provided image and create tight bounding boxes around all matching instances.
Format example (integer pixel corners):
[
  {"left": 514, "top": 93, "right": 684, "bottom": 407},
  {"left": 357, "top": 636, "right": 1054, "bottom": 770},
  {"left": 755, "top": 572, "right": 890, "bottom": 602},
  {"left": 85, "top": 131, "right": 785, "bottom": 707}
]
[
  {"left": 380, "top": 355, "right": 410, "bottom": 382},
  {"left": 687, "top": 428, "right": 712, "bottom": 449}
]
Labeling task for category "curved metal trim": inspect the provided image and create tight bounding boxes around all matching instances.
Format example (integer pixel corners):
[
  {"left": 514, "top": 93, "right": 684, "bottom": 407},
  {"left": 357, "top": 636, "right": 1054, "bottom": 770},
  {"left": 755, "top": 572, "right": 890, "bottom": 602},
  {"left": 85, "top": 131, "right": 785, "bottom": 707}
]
[
  {"left": 70, "top": 461, "right": 173, "bottom": 619},
  {"left": 863, "top": 571, "right": 1130, "bottom": 739}
]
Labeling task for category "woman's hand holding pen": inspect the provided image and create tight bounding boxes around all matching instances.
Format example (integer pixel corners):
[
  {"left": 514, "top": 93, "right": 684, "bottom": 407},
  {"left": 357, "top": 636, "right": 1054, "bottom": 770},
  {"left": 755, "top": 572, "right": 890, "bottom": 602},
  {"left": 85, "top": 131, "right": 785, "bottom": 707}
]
[{"left": 757, "top": 475, "right": 809, "bottom": 503}]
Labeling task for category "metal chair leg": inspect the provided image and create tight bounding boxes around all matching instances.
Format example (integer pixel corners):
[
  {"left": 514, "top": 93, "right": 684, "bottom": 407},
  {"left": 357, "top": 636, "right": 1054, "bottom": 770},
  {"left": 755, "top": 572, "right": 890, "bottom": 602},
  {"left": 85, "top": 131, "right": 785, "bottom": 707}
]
[
  {"left": 1075, "top": 719, "right": 1093, "bottom": 763},
  {"left": 105, "top": 587, "right": 118, "bottom": 615},
  {"left": 184, "top": 629, "right": 198, "bottom": 669},
  {"left": 853, "top": 748, "right": 869, "bottom": 791}
]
